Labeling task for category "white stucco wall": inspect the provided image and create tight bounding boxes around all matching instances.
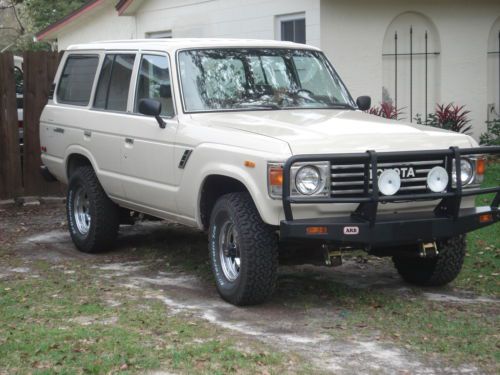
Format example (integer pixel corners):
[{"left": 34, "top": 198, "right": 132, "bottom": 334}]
[
  {"left": 321, "top": 0, "right": 500, "bottom": 138},
  {"left": 56, "top": 2, "right": 136, "bottom": 49},
  {"left": 134, "top": 0, "right": 320, "bottom": 47},
  {"left": 56, "top": 0, "right": 321, "bottom": 51}
]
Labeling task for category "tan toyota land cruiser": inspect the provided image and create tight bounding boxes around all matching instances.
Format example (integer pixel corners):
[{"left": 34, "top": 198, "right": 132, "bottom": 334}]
[{"left": 40, "top": 39, "right": 500, "bottom": 306}]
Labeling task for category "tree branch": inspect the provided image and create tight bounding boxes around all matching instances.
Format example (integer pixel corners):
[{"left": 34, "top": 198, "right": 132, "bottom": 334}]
[{"left": 9, "top": 0, "right": 25, "bottom": 34}]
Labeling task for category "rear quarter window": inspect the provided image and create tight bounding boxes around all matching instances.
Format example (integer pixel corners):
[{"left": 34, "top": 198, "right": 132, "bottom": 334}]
[{"left": 57, "top": 55, "right": 99, "bottom": 106}]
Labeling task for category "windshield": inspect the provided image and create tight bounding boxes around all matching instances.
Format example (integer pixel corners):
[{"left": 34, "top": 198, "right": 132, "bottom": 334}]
[{"left": 178, "top": 48, "right": 355, "bottom": 112}]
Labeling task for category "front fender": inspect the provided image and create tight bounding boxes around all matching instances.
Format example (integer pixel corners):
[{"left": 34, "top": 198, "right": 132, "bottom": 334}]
[{"left": 176, "top": 143, "right": 288, "bottom": 228}]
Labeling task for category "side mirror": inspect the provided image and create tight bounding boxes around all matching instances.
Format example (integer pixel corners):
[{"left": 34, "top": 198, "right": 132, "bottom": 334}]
[
  {"left": 356, "top": 96, "right": 371, "bottom": 111},
  {"left": 138, "top": 98, "right": 166, "bottom": 129}
]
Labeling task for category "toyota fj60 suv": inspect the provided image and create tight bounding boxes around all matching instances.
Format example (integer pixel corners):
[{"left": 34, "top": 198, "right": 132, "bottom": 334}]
[{"left": 40, "top": 39, "right": 500, "bottom": 306}]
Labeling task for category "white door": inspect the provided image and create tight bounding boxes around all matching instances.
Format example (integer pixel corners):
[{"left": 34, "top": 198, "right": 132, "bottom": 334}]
[{"left": 120, "top": 53, "right": 178, "bottom": 214}]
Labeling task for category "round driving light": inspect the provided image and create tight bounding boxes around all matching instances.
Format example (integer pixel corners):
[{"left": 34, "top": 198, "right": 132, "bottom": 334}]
[
  {"left": 378, "top": 169, "right": 401, "bottom": 196},
  {"left": 295, "top": 166, "right": 321, "bottom": 195},
  {"left": 427, "top": 166, "right": 448, "bottom": 192},
  {"left": 452, "top": 159, "right": 473, "bottom": 185}
]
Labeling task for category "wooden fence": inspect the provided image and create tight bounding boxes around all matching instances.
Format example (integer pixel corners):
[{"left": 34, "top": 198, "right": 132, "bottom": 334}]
[{"left": 0, "top": 51, "right": 64, "bottom": 199}]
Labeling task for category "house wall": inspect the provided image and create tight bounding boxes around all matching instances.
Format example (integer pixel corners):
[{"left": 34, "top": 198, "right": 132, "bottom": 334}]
[
  {"left": 321, "top": 0, "right": 500, "bottom": 138},
  {"left": 134, "top": 0, "right": 320, "bottom": 46},
  {"left": 56, "top": 0, "right": 321, "bottom": 48},
  {"left": 56, "top": 2, "right": 136, "bottom": 49}
]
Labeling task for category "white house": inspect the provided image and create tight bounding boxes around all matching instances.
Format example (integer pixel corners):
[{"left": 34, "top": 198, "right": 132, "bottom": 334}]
[{"left": 36, "top": 0, "right": 500, "bottom": 139}]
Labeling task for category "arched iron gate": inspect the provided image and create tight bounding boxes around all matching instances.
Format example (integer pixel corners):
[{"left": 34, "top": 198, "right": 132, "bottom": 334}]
[{"left": 383, "top": 27, "right": 440, "bottom": 122}]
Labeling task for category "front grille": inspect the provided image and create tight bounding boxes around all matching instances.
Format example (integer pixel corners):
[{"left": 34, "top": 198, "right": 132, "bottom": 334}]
[{"left": 330, "top": 159, "right": 446, "bottom": 198}]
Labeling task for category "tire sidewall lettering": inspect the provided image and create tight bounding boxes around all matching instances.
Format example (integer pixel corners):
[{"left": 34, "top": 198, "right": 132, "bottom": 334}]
[
  {"left": 210, "top": 223, "right": 226, "bottom": 287},
  {"left": 210, "top": 210, "right": 240, "bottom": 291}
]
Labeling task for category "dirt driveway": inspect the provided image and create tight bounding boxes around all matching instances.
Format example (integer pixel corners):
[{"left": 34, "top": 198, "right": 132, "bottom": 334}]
[{"left": 0, "top": 202, "right": 498, "bottom": 374}]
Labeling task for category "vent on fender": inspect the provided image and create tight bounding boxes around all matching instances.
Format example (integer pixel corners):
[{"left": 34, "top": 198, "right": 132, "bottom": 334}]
[{"left": 178, "top": 149, "right": 193, "bottom": 169}]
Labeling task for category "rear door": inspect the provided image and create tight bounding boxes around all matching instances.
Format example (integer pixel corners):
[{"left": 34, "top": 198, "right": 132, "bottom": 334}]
[
  {"left": 41, "top": 53, "right": 103, "bottom": 186},
  {"left": 119, "top": 52, "right": 179, "bottom": 214},
  {"left": 87, "top": 52, "right": 137, "bottom": 199}
]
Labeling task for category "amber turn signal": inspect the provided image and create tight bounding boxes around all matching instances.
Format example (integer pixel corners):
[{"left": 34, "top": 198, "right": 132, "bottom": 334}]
[
  {"left": 306, "top": 226, "right": 328, "bottom": 235},
  {"left": 476, "top": 158, "right": 486, "bottom": 176},
  {"left": 479, "top": 213, "right": 493, "bottom": 223},
  {"left": 269, "top": 167, "right": 283, "bottom": 186}
]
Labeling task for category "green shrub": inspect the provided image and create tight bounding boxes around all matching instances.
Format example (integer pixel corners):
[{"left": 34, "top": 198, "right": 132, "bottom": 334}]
[
  {"left": 415, "top": 103, "right": 472, "bottom": 134},
  {"left": 479, "top": 119, "right": 500, "bottom": 146}
]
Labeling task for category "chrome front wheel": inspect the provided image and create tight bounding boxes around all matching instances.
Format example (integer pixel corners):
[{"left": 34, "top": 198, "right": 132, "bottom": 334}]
[{"left": 219, "top": 221, "right": 241, "bottom": 282}]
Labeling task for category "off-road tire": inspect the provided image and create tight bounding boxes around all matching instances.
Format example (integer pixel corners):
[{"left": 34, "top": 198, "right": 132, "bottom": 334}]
[
  {"left": 208, "top": 192, "right": 278, "bottom": 306},
  {"left": 67, "top": 166, "right": 119, "bottom": 253},
  {"left": 393, "top": 235, "right": 466, "bottom": 286}
]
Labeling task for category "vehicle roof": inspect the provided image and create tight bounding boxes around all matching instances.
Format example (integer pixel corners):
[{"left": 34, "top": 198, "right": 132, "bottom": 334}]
[{"left": 66, "top": 38, "right": 322, "bottom": 52}]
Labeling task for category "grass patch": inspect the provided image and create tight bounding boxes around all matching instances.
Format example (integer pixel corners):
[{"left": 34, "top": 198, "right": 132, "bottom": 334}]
[
  {"left": 458, "top": 161, "right": 500, "bottom": 295},
  {"left": 276, "top": 273, "right": 499, "bottom": 373},
  {"left": 0, "top": 259, "right": 298, "bottom": 374}
]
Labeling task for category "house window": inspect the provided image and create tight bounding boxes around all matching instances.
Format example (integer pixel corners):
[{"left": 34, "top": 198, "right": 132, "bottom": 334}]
[
  {"left": 382, "top": 12, "right": 440, "bottom": 122},
  {"left": 146, "top": 30, "right": 172, "bottom": 39},
  {"left": 277, "top": 13, "right": 306, "bottom": 44}
]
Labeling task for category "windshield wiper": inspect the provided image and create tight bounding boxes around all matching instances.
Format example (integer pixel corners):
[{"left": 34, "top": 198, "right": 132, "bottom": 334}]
[
  {"left": 239, "top": 103, "right": 281, "bottom": 110},
  {"left": 327, "top": 103, "right": 356, "bottom": 110}
]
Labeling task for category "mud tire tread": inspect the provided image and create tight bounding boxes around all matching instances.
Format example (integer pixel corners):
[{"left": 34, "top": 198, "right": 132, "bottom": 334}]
[
  {"left": 67, "top": 166, "right": 119, "bottom": 253},
  {"left": 209, "top": 192, "right": 278, "bottom": 306}
]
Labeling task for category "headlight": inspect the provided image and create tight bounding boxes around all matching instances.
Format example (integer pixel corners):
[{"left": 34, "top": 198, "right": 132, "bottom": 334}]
[
  {"left": 295, "top": 166, "right": 322, "bottom": 195},
  {"left": 267, "top": 161, "right": 330, "bottom": 199},
  {"left": 452, "top": 158, "right": 474, "bottom": 185}
]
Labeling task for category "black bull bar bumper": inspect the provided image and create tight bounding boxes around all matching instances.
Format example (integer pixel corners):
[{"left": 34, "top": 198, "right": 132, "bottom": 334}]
[{"left": 280, "top": 146, "right": 500, "bottom": 246}]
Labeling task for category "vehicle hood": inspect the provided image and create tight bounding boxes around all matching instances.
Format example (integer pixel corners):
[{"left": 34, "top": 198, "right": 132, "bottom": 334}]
[{"left": 192, "top": 110, "right": 475, "bottom": 155}]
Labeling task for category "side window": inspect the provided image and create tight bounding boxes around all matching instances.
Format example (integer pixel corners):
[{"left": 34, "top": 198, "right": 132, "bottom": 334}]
[
  {"left": 94, "top": 54, "right": 135, "bottom": 112},
  {"left": 135, "top": 54, "right": 174, "bottom": 117},
  {"left": 57, "top": 55, "right": 99, "bottom": 106}
]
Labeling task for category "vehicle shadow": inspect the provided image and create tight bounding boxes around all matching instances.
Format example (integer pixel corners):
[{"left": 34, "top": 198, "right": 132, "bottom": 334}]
[{"left": 109, "top": 221, "right": 421, "bottom": 310}]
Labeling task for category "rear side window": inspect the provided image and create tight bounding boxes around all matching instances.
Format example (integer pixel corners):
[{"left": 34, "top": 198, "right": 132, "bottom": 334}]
[
  {"left": 94, "top": 54, "right": 135, "bottom": 112},
  {"left": 57, "top": 55, "right": 99, "bottom": 106}
]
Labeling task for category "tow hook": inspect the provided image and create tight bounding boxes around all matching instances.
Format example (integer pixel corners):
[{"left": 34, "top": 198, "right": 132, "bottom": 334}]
[
  {"left": 419, "top": 242, "right": 439, "bottom": 258},
  {"left": 322, "top": 244, "right": 342, "bottom": 267}
]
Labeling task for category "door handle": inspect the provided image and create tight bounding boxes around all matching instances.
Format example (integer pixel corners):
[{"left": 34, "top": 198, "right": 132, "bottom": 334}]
[
  {"left": 83, "top": 130, "right": 91, "bottom": 138},
  {"left": 125, "top": 138, "right": 134, "bottom": 145}
]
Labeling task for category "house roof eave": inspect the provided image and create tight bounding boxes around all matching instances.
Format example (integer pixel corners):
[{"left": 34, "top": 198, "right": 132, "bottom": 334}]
[
  {"left": 116, "top": 0, "right": 144, "bottom": 15},
  {"left": 35, "top": 0, "right": 107, "bottom": 41}
]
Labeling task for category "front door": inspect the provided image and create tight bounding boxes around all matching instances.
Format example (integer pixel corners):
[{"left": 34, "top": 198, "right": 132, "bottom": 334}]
[{"left": 120, "top": 53, "right": 178, "bottom": 214}]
